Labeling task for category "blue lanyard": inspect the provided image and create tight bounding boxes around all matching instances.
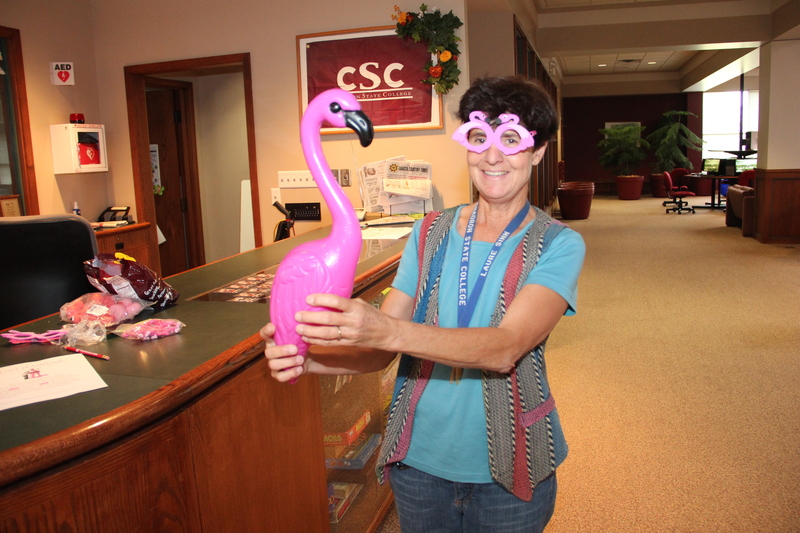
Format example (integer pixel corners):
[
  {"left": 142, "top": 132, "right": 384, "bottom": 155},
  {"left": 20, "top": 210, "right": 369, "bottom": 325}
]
[{"left": 457, "top": 201, "right": 530, "bottom": 328}]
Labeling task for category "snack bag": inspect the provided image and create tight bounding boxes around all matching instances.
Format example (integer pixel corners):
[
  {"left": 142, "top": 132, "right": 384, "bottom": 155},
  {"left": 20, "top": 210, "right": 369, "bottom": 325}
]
[
  {"left": 62, "top": 320, "right": 107, "bottom": 346},
  {"left": 113, "top": 318, "right": 185, "bottom": 341},
  {"left": 60, "top": 292, "right": 150, "bottom": 326},
  {"left": 84, "top": 252, "right": 179, "bottom": 309}
]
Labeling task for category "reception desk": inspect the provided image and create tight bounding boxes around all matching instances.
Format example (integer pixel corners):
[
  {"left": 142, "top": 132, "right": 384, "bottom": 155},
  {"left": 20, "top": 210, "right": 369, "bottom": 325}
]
[{"left": 0, "top": 226, "right": 408, "bottom": 533}]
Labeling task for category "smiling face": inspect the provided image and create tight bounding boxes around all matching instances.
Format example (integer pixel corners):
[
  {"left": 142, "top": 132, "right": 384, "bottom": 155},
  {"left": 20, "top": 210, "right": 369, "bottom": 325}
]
[{"left": 467, "top": 132, "right": 548, "bottom": 206}]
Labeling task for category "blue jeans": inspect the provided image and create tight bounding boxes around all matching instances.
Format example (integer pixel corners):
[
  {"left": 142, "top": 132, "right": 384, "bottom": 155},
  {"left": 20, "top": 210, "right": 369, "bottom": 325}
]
[{"left": 389, "top": 463, "right": 557, "bottom": 532}]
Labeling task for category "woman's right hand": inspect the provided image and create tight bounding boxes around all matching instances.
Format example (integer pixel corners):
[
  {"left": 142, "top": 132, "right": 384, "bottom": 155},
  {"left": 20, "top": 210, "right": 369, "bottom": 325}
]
[{"left": 260, "top": 322, "right": 306, "bottom": 382}]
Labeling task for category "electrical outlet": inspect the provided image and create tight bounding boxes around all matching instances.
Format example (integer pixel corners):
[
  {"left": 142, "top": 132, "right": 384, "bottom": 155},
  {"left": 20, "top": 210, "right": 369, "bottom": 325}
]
[
  {"left": 340, "top": 169, "right": 351, "bottom": 187},
  {"left": 271, "top": 188, "right": 281, "bottom": 205},
  {"left": 278, "top": 170, "right": 316, "bottom": 189}
]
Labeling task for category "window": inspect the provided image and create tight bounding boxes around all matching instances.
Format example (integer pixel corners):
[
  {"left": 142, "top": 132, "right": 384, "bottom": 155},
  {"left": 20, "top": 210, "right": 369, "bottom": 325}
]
[{"left": 702, "top": 90, "right": 759, "bottom": 160}]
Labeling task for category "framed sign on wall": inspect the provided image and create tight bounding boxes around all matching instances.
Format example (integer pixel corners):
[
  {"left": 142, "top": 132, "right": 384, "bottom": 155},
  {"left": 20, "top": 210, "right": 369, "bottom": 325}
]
[
  {"left": 297, "top": 27, "right": 442, "bottom": 134},
  {"left": 0, "top": 195, "right": 21, "bottom": 217}
]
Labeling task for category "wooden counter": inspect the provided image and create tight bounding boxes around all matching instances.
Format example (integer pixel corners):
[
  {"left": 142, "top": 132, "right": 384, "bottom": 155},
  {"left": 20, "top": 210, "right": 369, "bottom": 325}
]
[
  {"left": 0, "top": 227, "right": 408, "bottom": 532},
  {"left": 94, "top": 222, "right": 153, "bottom": 268}
]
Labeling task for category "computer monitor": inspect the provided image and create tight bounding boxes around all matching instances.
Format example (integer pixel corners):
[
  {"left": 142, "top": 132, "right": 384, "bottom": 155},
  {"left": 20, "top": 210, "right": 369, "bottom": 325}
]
[
  {"left": 702, "top": 159, "right": 720, "bottom": 174},
  {"left": 735, "top": 159, "right": 757, "bottom": 174},
  {"left": 718, "top": 159, "right": 737, "bottom": 176}
]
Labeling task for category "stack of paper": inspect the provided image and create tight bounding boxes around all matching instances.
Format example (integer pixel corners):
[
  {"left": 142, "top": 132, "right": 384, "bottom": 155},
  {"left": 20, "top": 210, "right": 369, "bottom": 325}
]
[{"left": 359, "top": 156, "right": 434, "bottom": 215}]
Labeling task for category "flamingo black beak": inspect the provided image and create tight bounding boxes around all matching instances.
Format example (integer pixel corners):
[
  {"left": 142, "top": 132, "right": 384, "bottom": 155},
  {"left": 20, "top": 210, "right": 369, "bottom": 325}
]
[{"left": 344, "top": 110, "right": 374, "bottom": 148}]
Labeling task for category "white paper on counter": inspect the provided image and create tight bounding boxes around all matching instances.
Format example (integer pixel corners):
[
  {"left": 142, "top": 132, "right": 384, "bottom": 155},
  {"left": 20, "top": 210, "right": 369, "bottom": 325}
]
[
  {"left": 360, "top": 226, "right": 413, "bottom": 240},
  {"left": 383, "top": 178, "right": 432, "bottom": 199},
  {"left": 0, "top": 353, "right": 108, "bottom": 412}
]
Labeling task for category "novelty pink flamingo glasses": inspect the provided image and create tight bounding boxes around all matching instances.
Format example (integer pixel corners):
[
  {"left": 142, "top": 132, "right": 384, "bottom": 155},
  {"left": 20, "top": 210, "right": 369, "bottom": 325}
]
[{"left": 452, "top": 111, "right": 536, "bottom": 156}]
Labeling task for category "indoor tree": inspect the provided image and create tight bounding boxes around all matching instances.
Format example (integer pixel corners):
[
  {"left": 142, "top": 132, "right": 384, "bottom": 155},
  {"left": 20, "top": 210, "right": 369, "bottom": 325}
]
[{"left": 646, "top": 110, "right": 704, "bottom": 173}]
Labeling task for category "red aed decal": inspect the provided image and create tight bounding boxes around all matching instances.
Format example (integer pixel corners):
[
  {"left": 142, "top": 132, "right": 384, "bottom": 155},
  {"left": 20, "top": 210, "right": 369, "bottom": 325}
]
[{"left": 78, "top": 143, "right": 100, "bottom": 165}]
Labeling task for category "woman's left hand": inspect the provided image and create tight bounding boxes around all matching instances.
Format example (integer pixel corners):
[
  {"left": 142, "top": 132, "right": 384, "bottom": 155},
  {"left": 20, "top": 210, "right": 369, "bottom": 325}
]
[{"left": 295, "top": 293, "right": 395, "bottom": 350}]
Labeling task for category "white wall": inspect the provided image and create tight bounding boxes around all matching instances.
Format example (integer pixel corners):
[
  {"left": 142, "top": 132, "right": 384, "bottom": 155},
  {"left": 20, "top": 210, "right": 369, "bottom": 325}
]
[
  {"left": 193, "top": 72, "right": 249, "bottom": 262},
  {"left": 1, "top": 0, "right": 110, "bottom": 219},
  {"left": 2, "top": 0, "right": 471, "bottom": 243},
  {"left": 467, "top": 12, "right": 515, "bottom": 80},
  {"left": 758, "top": 39, "right": 800, "bottom": 169}
]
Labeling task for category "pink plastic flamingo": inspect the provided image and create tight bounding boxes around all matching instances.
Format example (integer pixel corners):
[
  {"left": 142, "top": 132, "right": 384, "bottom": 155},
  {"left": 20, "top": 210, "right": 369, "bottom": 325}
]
[{"left": 269, "top": 89, "right": 373, "bottom": 371}]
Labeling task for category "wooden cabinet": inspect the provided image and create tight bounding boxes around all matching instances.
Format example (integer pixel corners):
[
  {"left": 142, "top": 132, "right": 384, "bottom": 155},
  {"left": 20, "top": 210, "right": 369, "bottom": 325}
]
[
  {"left": 0, "top": 413, "right": 202, "bottom": 532},
  {"left": 187, "top": 355, "right": 330, "bottom": 532},
  {"left": 754, "top": 168, "right": 800, "bottom": 244},
  {"left": 0, "top": 355, "right": 330, "bottom": 532},
  {"left": 95, "top": 222, "right": 154, "bottom": 268},
  {"left": 322, "top": 287, "right": 396, "bottom": 532},
  {"left": 0, "top": 228, "right": 406, "bottom": 533}
]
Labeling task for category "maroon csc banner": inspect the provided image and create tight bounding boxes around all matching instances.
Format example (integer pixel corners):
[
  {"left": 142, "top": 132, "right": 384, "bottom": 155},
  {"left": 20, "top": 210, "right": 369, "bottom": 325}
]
[{"left": 298, "top": 28, "right": 442, "bottom": 133}]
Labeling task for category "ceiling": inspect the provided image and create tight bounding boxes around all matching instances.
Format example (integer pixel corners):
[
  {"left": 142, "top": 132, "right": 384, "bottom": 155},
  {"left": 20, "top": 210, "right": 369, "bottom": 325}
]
[
  {"left": 558, "top": 50, "right": 697, "bottom": 76},
  {"left": 513, "top": 0, "right": 796, "bottom": 90}
]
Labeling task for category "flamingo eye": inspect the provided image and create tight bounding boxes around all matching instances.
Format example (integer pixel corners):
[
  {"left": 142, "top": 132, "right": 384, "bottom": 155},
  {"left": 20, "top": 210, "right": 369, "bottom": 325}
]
[{"left": 330, "top": 102, "right": 342, "bottom": 113}]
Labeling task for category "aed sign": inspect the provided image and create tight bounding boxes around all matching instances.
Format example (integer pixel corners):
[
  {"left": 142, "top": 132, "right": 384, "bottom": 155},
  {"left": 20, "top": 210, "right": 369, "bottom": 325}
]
[
  {"left": 302, "top": 32, "right": 434, "bottom": 129},
  {"left": 50, "top": 62, "right": 75, "bottom": 85}
]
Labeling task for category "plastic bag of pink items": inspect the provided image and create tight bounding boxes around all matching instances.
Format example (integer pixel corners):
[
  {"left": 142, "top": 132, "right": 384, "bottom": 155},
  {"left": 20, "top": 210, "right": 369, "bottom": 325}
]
[
  {"left": 84, "top": 253, "right": 179, "bottom": 310},
  {"left": 60, "top": 292, "right": 151, "bottom": 326},
  {"left": 113, "top": 318, "right": 185, "bottom": 341}
]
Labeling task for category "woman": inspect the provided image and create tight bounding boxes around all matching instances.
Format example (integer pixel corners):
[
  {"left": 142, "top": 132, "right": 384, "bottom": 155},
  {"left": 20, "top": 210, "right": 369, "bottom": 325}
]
[{"left": 261, "top": 76, "right": 585, "bottom": 532}]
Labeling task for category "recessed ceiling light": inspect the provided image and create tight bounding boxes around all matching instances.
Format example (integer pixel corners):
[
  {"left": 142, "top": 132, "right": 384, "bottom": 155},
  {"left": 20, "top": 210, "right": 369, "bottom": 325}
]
[
  {"left": 598, "top": 64, "right": 607, "bottom": 67},
  {"left": 648, "top": 61, "right": 657, "bottom": 65}
]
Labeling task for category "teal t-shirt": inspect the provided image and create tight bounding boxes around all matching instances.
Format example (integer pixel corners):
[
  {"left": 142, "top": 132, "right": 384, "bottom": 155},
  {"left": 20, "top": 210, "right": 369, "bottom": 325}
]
[{"left": 390, "top": 207, "right": 585, "bottom": 483}]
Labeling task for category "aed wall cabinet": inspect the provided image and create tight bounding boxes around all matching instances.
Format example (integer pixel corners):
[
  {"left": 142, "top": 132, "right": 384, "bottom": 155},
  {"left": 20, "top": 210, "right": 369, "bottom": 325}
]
[{"left": 49, "top": 124, "right": 108, "bottom": 173}]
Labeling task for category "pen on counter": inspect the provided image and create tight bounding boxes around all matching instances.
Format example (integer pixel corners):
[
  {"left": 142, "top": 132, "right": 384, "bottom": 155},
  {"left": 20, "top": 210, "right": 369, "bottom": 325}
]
[{"left": 63, "top": 346, "right": 110, "bottom": 361}]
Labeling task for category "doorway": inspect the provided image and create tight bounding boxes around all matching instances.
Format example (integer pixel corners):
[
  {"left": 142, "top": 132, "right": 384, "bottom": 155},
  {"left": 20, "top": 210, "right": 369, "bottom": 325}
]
[
  {"left": 146, "top": 78, "right": 202, "bottom": 276},
  {"left": 124, "top": 53, "right": 261, "bottom": 276}
]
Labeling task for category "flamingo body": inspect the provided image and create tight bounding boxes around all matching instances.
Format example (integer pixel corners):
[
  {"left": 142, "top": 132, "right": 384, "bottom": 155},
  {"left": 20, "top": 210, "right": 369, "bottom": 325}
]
[{"left": 270, "top": 89, "right": 373, "bottom": 359}]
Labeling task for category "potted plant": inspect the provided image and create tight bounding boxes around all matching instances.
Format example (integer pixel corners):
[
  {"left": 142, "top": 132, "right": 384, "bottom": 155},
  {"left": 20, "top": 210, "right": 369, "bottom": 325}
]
[
  {"left": 598, "top": 124, "right": 650, "bottom": 200},
  {"left": 646, "top": 110, "right": 705, "bottom": 197}
]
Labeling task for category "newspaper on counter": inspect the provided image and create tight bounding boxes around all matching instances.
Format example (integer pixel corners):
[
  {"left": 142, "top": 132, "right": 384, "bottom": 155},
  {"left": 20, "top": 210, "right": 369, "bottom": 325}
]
[
  {"left": 359, "top": 156, "right": 433, "bottom": 215},
  {"left": 359, "top": 155, "right": 405, "bottom": 213}
]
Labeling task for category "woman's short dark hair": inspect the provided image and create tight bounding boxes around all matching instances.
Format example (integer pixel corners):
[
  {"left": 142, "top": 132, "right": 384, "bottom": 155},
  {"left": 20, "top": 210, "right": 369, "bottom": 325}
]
[{"left": 457, "top": 76, "right": 559, "bottom": 147}]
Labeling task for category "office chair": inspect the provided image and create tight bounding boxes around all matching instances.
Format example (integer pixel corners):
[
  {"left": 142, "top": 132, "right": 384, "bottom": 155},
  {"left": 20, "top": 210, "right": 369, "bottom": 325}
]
[
  {"left": 737, "top": 169, "right": 755, "bottom": 188},
  {"left": 0, "top": 214, "right": 98, "bottom": 330},
  {"left": 663, "top": 171, "right": 695, "bottom": 214},
  {"left": 272, "top": 201, "right": 295, "bottom": 242},
  {"left": 670, "top": 167, "right": 691, "bottom": 189},
  {"left": 662, "top": 170, "right": 683, "bottom": 208},
  {"left": 661, "top": 168, "right": 689, "bottom": 207}
]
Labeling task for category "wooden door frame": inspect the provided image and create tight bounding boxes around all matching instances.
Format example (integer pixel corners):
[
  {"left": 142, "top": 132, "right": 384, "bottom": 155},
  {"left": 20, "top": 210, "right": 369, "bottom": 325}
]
[
  {"left": 124, "top": 53, "right": 262, "bottom": 272},
  {"left": 145, "top": 77, "right": 205, "bottom": 269},
  {"left": 0, "top": 26, "right": 38, "bottom": 215}
]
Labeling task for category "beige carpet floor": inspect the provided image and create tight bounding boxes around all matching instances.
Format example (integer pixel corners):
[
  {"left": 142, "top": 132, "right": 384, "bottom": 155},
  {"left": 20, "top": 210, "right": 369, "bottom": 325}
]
[
  {"left": 379, "top": 195, "right": 800, "bottom": 532},
  {"left": 547, "top": 196, "right": 800, "bottom": 533}
]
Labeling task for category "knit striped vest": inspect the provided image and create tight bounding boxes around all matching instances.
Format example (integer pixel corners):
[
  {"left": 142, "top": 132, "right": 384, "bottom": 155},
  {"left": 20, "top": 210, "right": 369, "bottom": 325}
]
[{"left": 375, "top": 205, "right": 568, "bottom": 501}]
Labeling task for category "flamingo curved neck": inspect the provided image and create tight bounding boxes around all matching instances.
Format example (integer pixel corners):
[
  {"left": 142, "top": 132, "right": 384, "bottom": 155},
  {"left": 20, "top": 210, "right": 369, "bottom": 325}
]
[{"left": 301, "top": 116, "right": 360, "bottom": 242}]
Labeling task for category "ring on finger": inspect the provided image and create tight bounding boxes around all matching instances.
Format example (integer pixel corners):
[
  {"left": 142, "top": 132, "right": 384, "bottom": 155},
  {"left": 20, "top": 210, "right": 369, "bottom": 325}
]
[{"left": 336, "top": 326, "right": 342, "bottom": 341}]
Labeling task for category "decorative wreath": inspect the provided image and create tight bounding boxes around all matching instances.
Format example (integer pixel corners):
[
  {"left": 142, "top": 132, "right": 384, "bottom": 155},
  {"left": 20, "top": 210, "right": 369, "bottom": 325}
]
[{"left": 392, "top": 4, "right": 463, "bottom": 95}]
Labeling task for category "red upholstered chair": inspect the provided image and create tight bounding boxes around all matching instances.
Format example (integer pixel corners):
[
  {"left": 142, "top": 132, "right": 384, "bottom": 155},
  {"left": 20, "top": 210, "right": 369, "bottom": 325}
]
[
  {"left": 663, "top": 171, "right": 695, "bottom": 214},
  {"left": 662, "top": 170, "right": 682, "bottom": 207},
  {"left": 737, "top": 169, "right": 755, "bottom": 187},
  {"left": 670, "top": 167, "right": 690, "bottom": 189}
]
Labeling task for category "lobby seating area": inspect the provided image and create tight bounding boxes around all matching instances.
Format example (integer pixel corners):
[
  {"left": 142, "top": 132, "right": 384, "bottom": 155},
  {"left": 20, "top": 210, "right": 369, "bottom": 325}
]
[{"left": 726, "top": 184, "right": 756, "bottom": 236}]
